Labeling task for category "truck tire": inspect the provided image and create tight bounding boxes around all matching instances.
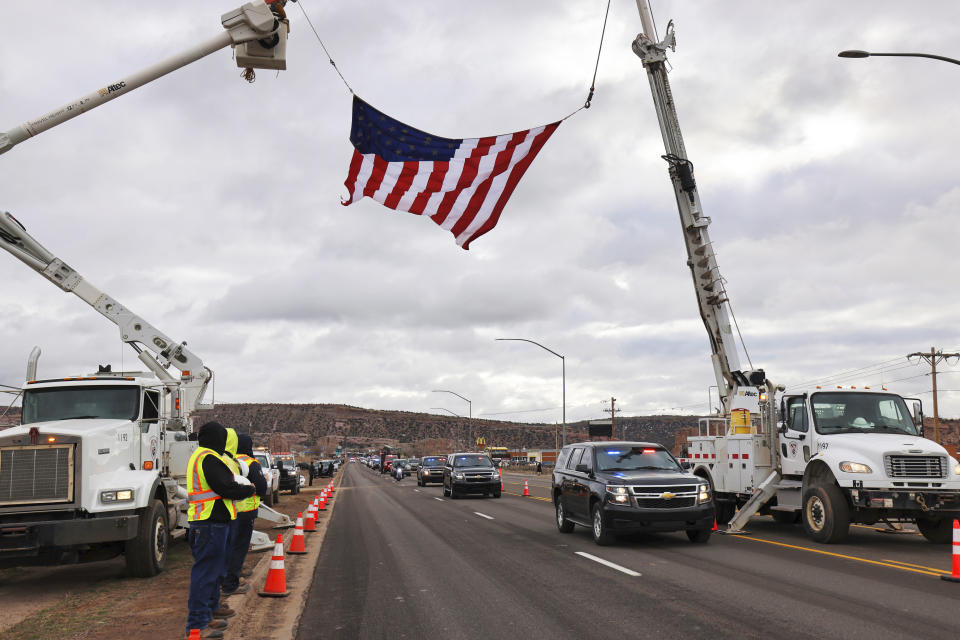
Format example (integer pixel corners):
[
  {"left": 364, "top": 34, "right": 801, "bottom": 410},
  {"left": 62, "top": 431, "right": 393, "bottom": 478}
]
[
  {"left": 555, "top": 500, "right": 574, "bottom": 533},
  {"left": 125, "top": 499, "right": 168, "bottom": 577},
  {"left": 591, "top": 502, "right": 614, "bottom": 546},
  {"left": 263, "top": 487, "right": 274, "bottom": 507},
  {"left": 714, "top": 499, "right": 736, "bottom": 525},
  {"left": 916, "top": 517, "right": 952, "bottom": 544},
  {"left": 686, "top": 527, "right": 712, "bottom": 543},
  {"left": 273, "top": 489, "right": 280, "bottom": 504},
  {"left": 802, "top": 484, "right": 850, "bottom": 544}
]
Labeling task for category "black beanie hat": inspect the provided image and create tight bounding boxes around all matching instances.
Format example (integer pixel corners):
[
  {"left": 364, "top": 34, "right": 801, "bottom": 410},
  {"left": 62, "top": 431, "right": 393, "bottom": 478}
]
[
  {"left": 237, "top": 433, "right": 254, "bottom": 457},
  {"left": 197, "top": 421, "right": 228, "bottom": 454}
]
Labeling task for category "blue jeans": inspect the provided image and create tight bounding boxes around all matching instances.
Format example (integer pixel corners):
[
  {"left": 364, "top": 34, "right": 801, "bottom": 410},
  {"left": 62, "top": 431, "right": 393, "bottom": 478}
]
[
  {"left": 187, "top": 521, "right": 230, "bottom": 633},
  {"left": 223, "top": 513, "right": 256, "bottom": 591}
]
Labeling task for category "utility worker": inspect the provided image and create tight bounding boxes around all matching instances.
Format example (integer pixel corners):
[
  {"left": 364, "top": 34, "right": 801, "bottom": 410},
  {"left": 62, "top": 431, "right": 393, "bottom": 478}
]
[
  {"left": 218, "top": 428, "right": 250, "bottom": 598},
  {"left": 223, "top": 433, "right": 267, "bottom": 596},
  {"left": 185, "top": 422, "right": 256, "bottom": 640}
]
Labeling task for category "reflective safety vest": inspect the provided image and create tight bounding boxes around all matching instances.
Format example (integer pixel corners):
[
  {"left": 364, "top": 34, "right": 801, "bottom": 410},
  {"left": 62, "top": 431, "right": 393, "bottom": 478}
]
[
  {"left": 187, "top": 446, "right": 237, "bottom": 522},
  {"left": 235, "top": 453, "right": 261, "bottom": 513}
]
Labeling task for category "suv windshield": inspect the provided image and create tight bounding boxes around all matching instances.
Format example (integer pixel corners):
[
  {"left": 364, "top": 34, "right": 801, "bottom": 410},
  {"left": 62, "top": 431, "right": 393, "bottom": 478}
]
[
  {"left": 595, "top": 447, "right": 679, "bottom": 472},
  {"left": 422, "top": 457, "right": 444, "bottom": 466},
  {"left": 453, "top": 455, "right": 494, "bottom": 468},
  {"left": 22, "top": 386, "right": 140, "bottom": 424},
  {"left": 812, "top": 392, "right": 919, "bottom": 435}
]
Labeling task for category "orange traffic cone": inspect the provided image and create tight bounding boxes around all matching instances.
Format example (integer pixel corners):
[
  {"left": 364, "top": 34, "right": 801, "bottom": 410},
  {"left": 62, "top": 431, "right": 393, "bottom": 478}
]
[
  {"left": 328, "top": 481, "right": 335, "bottom": 493},
  {"left": 258, "top": 535, "right": 291, "bottom": 597},
  {"left": 319, "top": 494, "right": 327, "bottom": 511},
  {"left": 712, "top": 518, "right": 719, "bottom": 532},
  {"left": 523, "top": 479, "right": 530, "bottom": 497},
  {"left": 942, "top": 519, "right": 960, "bottom": 583},
  {"left": 304, "top": 502, "right": 317, "bottom": 532},
  {"left": 288, "top": 513, "right": 307, "bottom": 554}
]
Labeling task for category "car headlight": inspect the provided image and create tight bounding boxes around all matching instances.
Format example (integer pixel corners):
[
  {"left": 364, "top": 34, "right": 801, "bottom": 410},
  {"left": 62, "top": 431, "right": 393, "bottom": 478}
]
[
  {"left": 454, "top": 472, "right": 465, "bottom": 480},
  {"left": 606, "top": 486, "right": 629, "bottom": 504},
  {"left": 101, "top": 489, "right": 134, "bottom": 503},
  {"left": 839, "top": 461, "right": 873, "bottom": 474},
  {"left": 698, "top": 484, "right": 710, "bottom": 504}
]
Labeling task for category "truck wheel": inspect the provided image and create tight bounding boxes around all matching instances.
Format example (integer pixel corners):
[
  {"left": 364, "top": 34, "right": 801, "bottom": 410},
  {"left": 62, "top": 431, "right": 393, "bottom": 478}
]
[
  {"left": 714, "top": 499, "right": 736, "bottom": 525},
  {"left": 686, "top": 527, "right": 712, "bottom": 543},
  {"left": 802, "top": 484, "right": 850, "bottom": 544},
  {"left": 591, "top": 503, "right": 614, "bottom": 546},
  {"left": 273, "top": 489, "right": 280, "bottom": 504},
  {"left": 263, "top": 488, "right": 274, "bottom": 507},
  {"left": 555, "top": 500, "right": 574, "bottom": 533},
  {"left": 916, "top": 517, "right": 952, "bottom": 544},
  {"left": 125, "top": 499, "right": 168, "bottom": 577}
]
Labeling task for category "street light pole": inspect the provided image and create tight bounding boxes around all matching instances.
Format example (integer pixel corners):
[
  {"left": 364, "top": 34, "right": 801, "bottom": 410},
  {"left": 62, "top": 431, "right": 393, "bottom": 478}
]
[
  {"left": 495, "top": 338, "right": 566, "bottom": 448},
  {"left": 838, "top": 50, "right": 960, "bottom": 66},
  {"left": 432, "top": 390, "right": 471, "bottom": 448}
]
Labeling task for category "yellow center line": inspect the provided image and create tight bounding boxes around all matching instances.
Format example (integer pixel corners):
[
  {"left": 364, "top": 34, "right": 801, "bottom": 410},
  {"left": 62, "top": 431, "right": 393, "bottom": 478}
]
[
  {"left": 734, "top": 535, "right": 942, "bottom": 577},
  {"left": 879, "top": 558, "right": 951, "bottom": 574},
  {"left": 503, "top": 491, "right": 552, "bottom": 502}
]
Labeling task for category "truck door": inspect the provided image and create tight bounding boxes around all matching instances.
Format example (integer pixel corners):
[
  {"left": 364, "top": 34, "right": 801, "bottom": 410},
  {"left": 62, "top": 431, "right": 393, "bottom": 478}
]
[
  {"left": 779, "top": 395, "right": 809, "bottom": 477},
  {"left": 140, "top": 389, "right": 161, "bottom": 471}
]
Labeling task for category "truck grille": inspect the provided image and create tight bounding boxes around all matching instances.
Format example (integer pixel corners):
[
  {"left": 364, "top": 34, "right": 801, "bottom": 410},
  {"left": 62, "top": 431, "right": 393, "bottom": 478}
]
[
  {"left": 885, "top": 455, "right": 945, "bottom": 479},
  {"left": 632, "top": 485, "right": 698, "bottom": 509},
  {"left": 0, "top": 445, "right": 75, "bottom": 506}
]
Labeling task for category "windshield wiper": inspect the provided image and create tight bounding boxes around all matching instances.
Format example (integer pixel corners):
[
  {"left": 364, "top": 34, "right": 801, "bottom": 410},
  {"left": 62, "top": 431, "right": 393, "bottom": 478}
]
[{"left": 60, "top": 415, "right": 99, "bottom": 420}]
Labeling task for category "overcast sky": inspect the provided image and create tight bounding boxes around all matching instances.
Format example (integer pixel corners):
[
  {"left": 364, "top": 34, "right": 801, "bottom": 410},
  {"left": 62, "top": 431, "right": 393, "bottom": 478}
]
[{"left": 1, "top": 0, "right": 959, "bottom": 425}]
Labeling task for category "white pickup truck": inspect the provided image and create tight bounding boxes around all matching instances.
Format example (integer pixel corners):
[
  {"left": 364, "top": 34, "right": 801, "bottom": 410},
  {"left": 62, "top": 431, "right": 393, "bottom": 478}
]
[{"left": 252, "top": 448, "right": 281, "bottom": 506}]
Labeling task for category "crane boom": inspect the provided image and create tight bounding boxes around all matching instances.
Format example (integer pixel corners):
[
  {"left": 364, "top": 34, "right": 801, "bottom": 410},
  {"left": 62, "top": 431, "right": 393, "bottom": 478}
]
[
  {"left": 0, "top": 211, "right": 212, "bottom": 418},
  {"left": 631, "top": 3, "right": 766, "bottom": 415}
]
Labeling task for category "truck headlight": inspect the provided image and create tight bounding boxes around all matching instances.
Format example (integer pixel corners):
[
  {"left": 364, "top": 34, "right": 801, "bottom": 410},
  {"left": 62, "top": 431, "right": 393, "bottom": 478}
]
[
  {"left": 101, "top": 489, "right": 134, "bottom": 503},
  {"left": 954, "top": 464, "right": 960, "bottom": 476},
  {"left": 698, "top": 484, "right": 711, "bottom": 504},
  {"left": 840, "top": 461, "right": 872, "bottom": 474},
  {"left": 606, "top": 486, "right": 629, "bottom": 503}
]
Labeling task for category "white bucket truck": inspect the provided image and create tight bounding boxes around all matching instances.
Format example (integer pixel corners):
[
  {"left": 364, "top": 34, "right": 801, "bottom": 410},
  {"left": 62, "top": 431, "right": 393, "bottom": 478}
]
[
  {"left": 0, "top": 2, "right": 292, "bottom": 574},
  {"left": 630, "top": 2, "right": 960, "bottom": 543}
]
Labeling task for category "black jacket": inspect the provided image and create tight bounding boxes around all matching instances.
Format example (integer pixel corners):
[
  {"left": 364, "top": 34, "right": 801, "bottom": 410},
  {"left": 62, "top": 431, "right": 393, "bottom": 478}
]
[{"left": 196, "top": 422, "right": 255, "bottom": 523}]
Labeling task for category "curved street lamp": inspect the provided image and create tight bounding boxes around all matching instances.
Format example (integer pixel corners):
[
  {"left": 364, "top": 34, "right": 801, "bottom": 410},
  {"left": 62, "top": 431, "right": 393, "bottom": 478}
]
[
  {"left": 431, "top": 406, "right": 463, "bottom": 450},
  {"left": 838, "top": 50, "right": 960, "bottom": 66},
  {"left": 495, "top": 338, "right": 566, "bottom": 448}
]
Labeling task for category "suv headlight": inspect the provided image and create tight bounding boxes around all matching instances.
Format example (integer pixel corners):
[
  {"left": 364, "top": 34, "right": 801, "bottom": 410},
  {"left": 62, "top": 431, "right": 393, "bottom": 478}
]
[
  {"left": 454, "top": 472, "right": 465, "bottom": 480},
  {"left": 606, "top": 486, "right": 629, "bottom": 504},
  {"left": 101, "top": 489, "right": 134, "bottom": 503},
  {"left": 839, "top": 461, "right": 872, "bottom": 474},
  {"left": 698, "top": 483, "right": 710, "bottom": 504}
]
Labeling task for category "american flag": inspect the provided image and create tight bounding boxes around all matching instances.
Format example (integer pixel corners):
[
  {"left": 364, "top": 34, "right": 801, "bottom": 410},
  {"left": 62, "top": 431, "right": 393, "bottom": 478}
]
[{"left": 342, "top": 96, "right": 560, "bottom": 250}]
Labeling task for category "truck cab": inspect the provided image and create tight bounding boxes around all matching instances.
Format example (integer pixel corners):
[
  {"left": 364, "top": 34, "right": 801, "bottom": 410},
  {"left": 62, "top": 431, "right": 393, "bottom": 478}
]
[{"left": 0, "top": 372, "right": 191, "bottom": 576}]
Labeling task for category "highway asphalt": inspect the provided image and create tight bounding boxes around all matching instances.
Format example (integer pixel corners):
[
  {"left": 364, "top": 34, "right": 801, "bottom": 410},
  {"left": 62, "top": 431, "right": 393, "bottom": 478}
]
[{"left": 296, "top": 463, "right": 960, "bottom": 639}]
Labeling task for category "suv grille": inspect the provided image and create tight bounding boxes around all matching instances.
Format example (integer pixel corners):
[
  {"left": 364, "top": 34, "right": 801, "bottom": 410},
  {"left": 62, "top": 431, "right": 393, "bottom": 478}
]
[
  {"left": 631, "top": 484, "right": 698, "bottom": 509},
  {"left": 885, "top": 455, "right": 945, "bottom": 479},
  {"left": 0, "top": 445, "right": 75, "bottom": 506}
]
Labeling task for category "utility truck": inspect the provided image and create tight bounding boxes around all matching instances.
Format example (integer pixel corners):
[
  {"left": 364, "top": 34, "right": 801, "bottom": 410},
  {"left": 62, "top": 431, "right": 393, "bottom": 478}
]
[
  {"left": 630, "top": 2, "right": 960, "bottom": 543},
  {"left": 0, "top": 1, "right": 292, "bottom": 575}
]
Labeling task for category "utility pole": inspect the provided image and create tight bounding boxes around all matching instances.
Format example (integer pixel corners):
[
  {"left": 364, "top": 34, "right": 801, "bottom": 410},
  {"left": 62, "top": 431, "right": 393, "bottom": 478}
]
[
  {"left": 907, "top": 347, "right": 960, "bottom": 444},
  {"left": 603, "top": 397, "right": 622, "bottom": 440}
]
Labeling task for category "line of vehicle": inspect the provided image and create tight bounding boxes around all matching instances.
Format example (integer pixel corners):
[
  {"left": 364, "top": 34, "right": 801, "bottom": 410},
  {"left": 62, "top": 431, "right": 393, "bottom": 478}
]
[
  {"left": 474, "top": 512, "right": 494, "bottom": 520},
  {"left": 574, "top": 552, "right": 642, "bottom": 577},
  {"left": 734, "top": 535, "right": 944, "bottom": 577}
]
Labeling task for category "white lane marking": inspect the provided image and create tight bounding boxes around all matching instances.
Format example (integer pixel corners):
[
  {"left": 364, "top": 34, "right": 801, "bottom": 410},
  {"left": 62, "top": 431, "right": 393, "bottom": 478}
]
[
  {"left": 474, "top": 512, "right": 494, "bottom": 520},
  {"left": 434, "top": 497, "right": 444, "bottom": 502},
  {"left": 574, "top": 552, "right": 641, "bottom": 577},
  {"left": 414, "top": 489, "right": 421, "bottom": 493}
]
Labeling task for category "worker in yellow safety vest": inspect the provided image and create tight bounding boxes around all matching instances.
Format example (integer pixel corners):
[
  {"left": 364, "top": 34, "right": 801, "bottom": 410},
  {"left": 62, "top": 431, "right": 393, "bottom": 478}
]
[
  {"left": 185, "top": 422, "right": 256, "bottom": 640},
  {"left": 222, "top": 432, "right": 268, "bottom": 596}
]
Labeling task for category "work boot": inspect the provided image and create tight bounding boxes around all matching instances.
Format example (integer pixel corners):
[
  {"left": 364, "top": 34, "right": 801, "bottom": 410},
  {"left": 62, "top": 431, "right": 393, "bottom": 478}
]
[
  {"left": 212, "top": 605, "right": 236, "bottom": 619},
  {"left": 221, "top": 581, "right": 250, "bottom": 596},
  {"left": 207, "top": 619, "right": 228, "bottom": 630}
]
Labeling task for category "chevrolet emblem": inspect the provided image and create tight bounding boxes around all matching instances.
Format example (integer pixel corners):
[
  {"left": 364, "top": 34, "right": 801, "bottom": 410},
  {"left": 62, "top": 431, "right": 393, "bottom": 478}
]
[{"left": 660, "top": 491, "right": 675, "bottom": 500}]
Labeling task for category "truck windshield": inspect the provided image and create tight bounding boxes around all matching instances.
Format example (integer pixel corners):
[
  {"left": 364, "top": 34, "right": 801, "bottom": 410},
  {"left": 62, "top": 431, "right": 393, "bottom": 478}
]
[
  {"left": 22, "top": 385, "right": 140, "bottom": 424},
  {"left": 596, "top": 447, "right": 679, "bottom": 472},
  {"left": 454, "top": 455, "right": 493, "bottom": 468},
  {"left": 811, "top": 392, "right": 919, "bottom": 436}
]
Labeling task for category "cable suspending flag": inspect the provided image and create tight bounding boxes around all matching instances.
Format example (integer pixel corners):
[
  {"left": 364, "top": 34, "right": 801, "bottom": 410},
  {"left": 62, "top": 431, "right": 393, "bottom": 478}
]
[{"left": 342, "top": 96, "right": 560, "bottom": 250}]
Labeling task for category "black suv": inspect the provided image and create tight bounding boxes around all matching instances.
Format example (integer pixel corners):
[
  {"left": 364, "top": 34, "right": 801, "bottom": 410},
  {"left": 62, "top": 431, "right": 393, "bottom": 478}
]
[
  {"left": 443, "top": 453, "right": 502, "bottom": 498},
  {"left": 552, "top": 441, "right": 714, "bottom": 545},
  {"left": 417, "top": 456, "right": 445, "bottom": 486}
]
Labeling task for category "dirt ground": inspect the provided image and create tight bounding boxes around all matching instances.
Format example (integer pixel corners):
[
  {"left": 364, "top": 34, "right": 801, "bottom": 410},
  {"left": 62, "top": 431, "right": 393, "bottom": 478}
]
[{"left": 0, "top": 472, "right": 341, "bottom": 640}]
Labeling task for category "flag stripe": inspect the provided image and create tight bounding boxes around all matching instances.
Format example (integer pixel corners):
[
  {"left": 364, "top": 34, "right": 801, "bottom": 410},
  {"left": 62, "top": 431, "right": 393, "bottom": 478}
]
[
  {"left": 341, "top": 150, "right": 365, "bottom": 205},
  {"left": 383, "top": 161, "right": 420, "bottom": 209}
]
